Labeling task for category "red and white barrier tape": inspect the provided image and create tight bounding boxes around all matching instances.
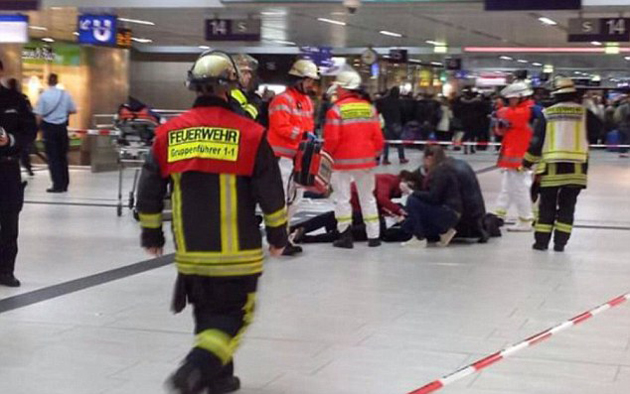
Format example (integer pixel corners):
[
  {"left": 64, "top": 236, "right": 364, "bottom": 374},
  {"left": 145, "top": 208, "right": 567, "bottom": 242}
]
[
  {"left": 68, "top": 128, "right": 120, "bottom": 136},
  {"left": 407, "top": 292, "right": 630, "bottom": 394},
  {"left": 386, "top": 140, "right": 630, "bottom": 149}
]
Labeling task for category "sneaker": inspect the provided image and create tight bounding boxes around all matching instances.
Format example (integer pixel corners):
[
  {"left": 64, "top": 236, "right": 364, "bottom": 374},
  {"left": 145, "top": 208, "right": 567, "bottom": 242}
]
[
  {"left": 507, "top": 220, "right": 533, "bottom": 232},
  {"left": 209, "top": 376, "right": 241, "bottom": 394},
  {"left": 401, "top": 238, "right": 427, "bottom": 248},
  {"left": 281, "top": 243, "right": 303, "bottom": 256},
  {"left": 367, "top": 238, "right": 381, "bottom": 247},
  {"left": 400, "top": 159, "right": 410, "bottom": 165},
  {"left": 438, "top": 228, "right": 457, "bottom": 247},
  {"left": 289, "top": 227, "right": 305, "bottom": 244}
]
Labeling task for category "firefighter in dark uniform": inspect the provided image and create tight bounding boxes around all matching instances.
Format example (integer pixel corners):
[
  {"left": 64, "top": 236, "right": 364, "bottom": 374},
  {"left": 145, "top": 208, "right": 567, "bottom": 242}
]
[
  {"left": 136, "top": 51, "right": 288, "bottom": 394},
  {"left": 523, "top": 78, "right": 597, "bottom": 252},
  {"left": 230, "top": 54, "right": 260, "bottom": 122},
  {"left": 0, "top": 59, "right": 37, "bottom": 287}
]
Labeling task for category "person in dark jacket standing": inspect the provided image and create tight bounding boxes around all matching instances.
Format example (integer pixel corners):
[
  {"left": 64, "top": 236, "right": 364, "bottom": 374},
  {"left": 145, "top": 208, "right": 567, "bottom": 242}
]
[
  {"left": 34, "top": 74, "right": 76, "bottom": 193},
  {"left": 136, "top": 51, "right": 288, "bottom": 394},
  {"left": 0, "top": 59, "right": 38, "bottom": 287},
  {"left": 377, "top": 87, "right": 408, "bottom": 165},
  {"left": 7, "top": 78, "right": 36, "bottom": 176},
  {"left": 402, "top": 145, "right": 461, "bottom": 247}
]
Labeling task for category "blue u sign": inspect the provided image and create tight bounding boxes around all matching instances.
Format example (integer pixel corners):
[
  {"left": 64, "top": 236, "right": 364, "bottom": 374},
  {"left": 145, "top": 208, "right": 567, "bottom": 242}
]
[{"left": 78, "top": 14, "right": 117, "bottom": 46}]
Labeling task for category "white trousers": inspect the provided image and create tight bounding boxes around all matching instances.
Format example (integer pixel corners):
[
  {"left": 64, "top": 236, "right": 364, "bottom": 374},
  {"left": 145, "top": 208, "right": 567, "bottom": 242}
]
[
  {"left": 494, "top": 169, "right": 534, "bottom": 221},
  {"left": 279, "top": 157, "right": 304, "bottom": 223},
  {"left": 330, "top": 169, "right": 380, "bottom": 240}
]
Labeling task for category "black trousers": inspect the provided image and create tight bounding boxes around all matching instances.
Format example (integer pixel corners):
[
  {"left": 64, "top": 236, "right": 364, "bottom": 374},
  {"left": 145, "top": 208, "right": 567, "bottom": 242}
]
[
  {"left": 291, "top": 211, "right": 388, "bottom": 243},
  {"left": 20, "top": 143, "right": 32, "bottom": 172},
  {"left": 42, "top": 121, "right": 69, "bottom": 190},
  {"left": 181, "top": 275, "right": 258, "bottom": 387},
  {"left": 0, "top": 209, "right": 20, "bottom": 276},
  {"left": 535, "top": 187, "right": 581, "bottom": 247}
]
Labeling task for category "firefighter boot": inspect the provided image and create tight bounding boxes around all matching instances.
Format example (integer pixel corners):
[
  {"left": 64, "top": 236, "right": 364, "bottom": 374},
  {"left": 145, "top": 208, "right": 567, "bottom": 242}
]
[
  {"left": 209, "top": 376, "right": 241, "bottom": 394},
  {"left": 166, "top": 363, "right": 207, "bottom": 394},
  {"left": 333, "top": 228, "right": 354, "bottom": 249}
]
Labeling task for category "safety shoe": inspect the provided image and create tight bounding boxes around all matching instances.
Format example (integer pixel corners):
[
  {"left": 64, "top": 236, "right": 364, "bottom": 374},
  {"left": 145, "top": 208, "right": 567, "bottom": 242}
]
[
  {"left": 333, "top": 229, "right": 354, "bottom": 249},
  {"left": 0, "top": 274, "right": 20, "bottom": 287},
  {"left": 281, "top": 243, "right": 303, "bottom": 256},
  {"left": 554, "top": 244, "right": 565, "bottom": 252},
  {"left": 438, "top": 228, "right": 457, "bottom": 247},
  {"left": 166, "top": 363, "right": 206, "bottom": 394},
  {"left": 368, "top": 238, "right": 381, "bottom": 247},
  {"left": 209, "top": 376, "right": 241, "bottom": 394},
  {"left": 507, "top": 220, "right": 533, "bottom": 232},
  {"left": 532, "top": 243, "right": 548, "bottom": 251}
]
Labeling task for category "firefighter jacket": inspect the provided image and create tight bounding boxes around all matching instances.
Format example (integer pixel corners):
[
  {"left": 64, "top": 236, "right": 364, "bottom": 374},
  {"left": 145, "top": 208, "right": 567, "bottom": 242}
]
[
  {"left": 0, "top": 85, "right": 37, "bottom": 211},
  {"left": 267, "top": 87, "right": 314, "bottom": 159},
  {"left": 523, "top": 101, "right": 597, "bottom": 189},
  {"left": 136, "top": 96, "right": 288, "bottom": 278},
  {"left": 495, "top": 101, "right": 533, "bottom": 169},
  {"left": 323, "top": 92, "right": 385, "bottom": 171},
  {"left": 231, "top": 88, "right": 259, "bottom": 121}
]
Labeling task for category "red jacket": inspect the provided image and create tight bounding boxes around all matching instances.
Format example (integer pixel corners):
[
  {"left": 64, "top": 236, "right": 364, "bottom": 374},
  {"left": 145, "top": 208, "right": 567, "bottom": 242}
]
[
  {"left": 351, "top": 174, "right": 403, "bottom": 216},
  {"left": 323, "top": 92, "right": 385, "bottom": 171},
  {"left": 267, "top": 87, "right": 315, "bottom": 159},
  {"left": 495, "top": 101, "right": 533, "bottom": 169}
]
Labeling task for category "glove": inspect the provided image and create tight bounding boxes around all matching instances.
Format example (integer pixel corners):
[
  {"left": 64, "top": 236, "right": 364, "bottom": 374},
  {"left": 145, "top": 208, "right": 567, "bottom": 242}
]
[{"left": 305, "top": 132, "right": 317, "bottom": 141}]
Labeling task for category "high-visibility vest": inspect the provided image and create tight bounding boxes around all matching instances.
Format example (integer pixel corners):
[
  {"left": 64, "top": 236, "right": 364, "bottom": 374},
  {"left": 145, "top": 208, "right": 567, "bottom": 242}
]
[{"left": 542, "top": 103, "right": 589, "bottom": 163}]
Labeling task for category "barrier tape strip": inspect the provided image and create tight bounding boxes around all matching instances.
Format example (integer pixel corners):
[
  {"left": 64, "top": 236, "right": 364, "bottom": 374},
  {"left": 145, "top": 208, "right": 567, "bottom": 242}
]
[
  {"left": 407, "top": 293, "right": 630, "bottom": 394},
  {"left": 68, "top": 128, "right": 120, "bottom": 136},
  {"left": 386, "top": 140, "right": 630, "bottom": 149}
]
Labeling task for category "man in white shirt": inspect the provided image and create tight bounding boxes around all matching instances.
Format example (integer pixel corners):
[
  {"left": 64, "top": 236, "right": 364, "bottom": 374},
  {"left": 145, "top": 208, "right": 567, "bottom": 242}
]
[{"left": 34, "top": 74, "right": 76, "bottom": 193}]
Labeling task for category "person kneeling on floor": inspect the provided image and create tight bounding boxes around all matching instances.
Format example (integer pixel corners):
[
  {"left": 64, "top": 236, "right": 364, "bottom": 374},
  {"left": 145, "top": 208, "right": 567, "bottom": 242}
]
[{"left": 402, "top": 145, "right": 462, "bottom": 248}]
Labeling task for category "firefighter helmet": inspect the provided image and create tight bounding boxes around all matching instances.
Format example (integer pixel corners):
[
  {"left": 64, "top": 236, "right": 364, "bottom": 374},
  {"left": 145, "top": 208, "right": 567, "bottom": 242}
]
[
  {"left": 333, "top": 69, "right": 362, "bottom": 91},
  {"left": 552, "top": 78, "right": 577, "bottom": 96},
  {"left": 288, "top": 59, "right": 320, "bottom": 80},
  {"left": 501, "top": 82, "right": 533, "bottom": 99},
  {"left": 187, "top": 51, "right": 240, "bottom": 91}
]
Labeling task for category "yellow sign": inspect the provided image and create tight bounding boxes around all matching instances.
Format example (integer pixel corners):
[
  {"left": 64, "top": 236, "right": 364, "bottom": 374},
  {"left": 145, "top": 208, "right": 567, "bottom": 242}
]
[
  {"left": 340, "top": 103, "right": 373, "bottom": 119},
  {"left": 168, "top": 127, "right": 240, "bottom": 163}
]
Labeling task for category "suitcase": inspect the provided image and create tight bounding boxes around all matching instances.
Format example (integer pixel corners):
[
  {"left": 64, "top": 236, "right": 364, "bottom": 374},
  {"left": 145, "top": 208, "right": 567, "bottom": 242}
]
[{"left": 293, "top": 140, "right": 334, "bottom": 194}]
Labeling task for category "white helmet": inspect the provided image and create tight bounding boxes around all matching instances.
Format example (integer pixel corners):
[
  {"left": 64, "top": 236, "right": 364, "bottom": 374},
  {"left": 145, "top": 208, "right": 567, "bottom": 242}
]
[
  {"left": 333, "top": 69, "right": 362, "bottom": 91},
  {"left": 187, "top": 51, "right": 239, "bottom": 91},
  {"left": 289, "top": 59, "right": 320, "bottom": 80},
  {"left": 501, "top": 82, "right": 533, "bottom": 99},
  {"left": 552, "top": 78, "right": 577, "bottom": 96}
]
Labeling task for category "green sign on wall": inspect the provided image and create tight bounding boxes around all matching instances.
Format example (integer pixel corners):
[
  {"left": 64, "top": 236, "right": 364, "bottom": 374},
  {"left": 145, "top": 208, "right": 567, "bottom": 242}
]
[{"left": 22, "top": 42, "right": 82, "bottom": 66}]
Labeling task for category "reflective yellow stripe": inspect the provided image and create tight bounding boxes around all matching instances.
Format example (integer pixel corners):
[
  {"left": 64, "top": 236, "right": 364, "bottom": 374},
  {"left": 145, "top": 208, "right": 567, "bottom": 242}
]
[
  {"left": 264, "top": 207, "right": 288, "bottom": 228},
  {"left": 220, "top": 174, "right": 239, "bottom": 253},
  {"left": 229, "top": 292, "right": 256, "bottom": 358},
  {"left": 555, "top": 221, "right": 573, "bottom": 234},
  {"left": 231, "top": 89, "right": 247, "bottom": 105},
  {"left": 535, "top": 223, "right": 553, "bottom": 233},
  {"left": 495, "top": 209, "right": 507, "bottom": 218},
  {"left": 195, "top": 329, "right": 233, "bottom": 365},
  {"left": 337, "top": 216, "right": 352, "bottom": 223},
  {"left": 364, "top": 215, "right": 380, "bottom": 223},
  {"left": 575, "top": 119, "right": 581, "bottom": 153},
  {"left": 177, "top": 261, "right": 263, "bottom": 277},
  {"left": 139, "top": 213, "right": 162, "bottom": 229},
  {"left": 176, "top": 249, "right": 264, "bottom": 264},
  {"left": 171, "top": 173, "right": 186, "bottom": 252},
  {"left": 244, "top": 104, "right": 259, "bottom": 119},
  {"left": 524, "top": 152, "right": 540, "bottom": 163},
  {"left": 549, "top": 121, "right": 556, "bottom": 153}
]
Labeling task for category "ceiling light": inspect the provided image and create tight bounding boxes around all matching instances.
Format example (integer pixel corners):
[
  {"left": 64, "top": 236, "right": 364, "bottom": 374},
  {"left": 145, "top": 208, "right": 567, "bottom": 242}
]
[
  {"left": 499, "top": 56, "right": 513, "bottom": 61},
  {"left": 29, "top": 26, "right": 48, "bottom": 31},
  {"left": 274, "top": 39, "right": 296, "bottom": 45},
  {"left": 591, "top": 41, "right": 602, "bottom": 46},
  {"left": 538, "top": 17, "right": 557, "bottom": 26},
  {"left": 131, "top": 37, "right": 153, "bottom": 43},
  {"left": 317, "top": 18, "right": 346, "bottom": 26},
  {"left": 261, "top": 11, "right": 287, "bottom": 16},
  {"left": 574, "top": 71, "right": 582, "bottom": 74},
  {"left": 426, "top": 40, "right": 445, "bottom": 46},
  {"left": 379, "top": 30, "right": 403, "bottom": 37},
  {"left": 467, "top": 47, "right": 614, "bottom": 53},
  {"left": 431, "top": 62, "right": 443, "bottom": 66},
  {"left": 198, "top": 45, "right": 210, "bottom": 50},
  {"left": 118, "top": 18, "right": 155, "bottom": 26},
  {"left": 330, "top": 11, "right": 346, "bottom": 16},
  {"left": 625, "top": 56, "right": 630, "bottom": 61},
  {"left": 434, "top": 46, "right": 448, "bottom": 53},
  {"left": 532, "top": 62, "right": 543, "bottom": 66},
  {"left": 517, "top": 59, "right": 528, "bottom": 63},
  {"left": 42, "top": 37, "right": 54, "bottom": 43}
]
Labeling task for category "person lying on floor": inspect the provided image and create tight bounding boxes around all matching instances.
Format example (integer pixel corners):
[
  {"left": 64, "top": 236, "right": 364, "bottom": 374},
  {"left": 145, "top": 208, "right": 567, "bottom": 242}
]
[
  {"left": 290, "top": 172, "right": 416, "bottom": 244},
  {"left": 401, "top": 145, "right": 462, "bottom": 247}
]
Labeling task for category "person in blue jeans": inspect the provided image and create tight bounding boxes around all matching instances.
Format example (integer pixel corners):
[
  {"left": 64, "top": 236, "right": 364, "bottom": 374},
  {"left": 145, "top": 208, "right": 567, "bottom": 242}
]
[{"left": 402, "top": 145, "right": 462, "bottom": 247}]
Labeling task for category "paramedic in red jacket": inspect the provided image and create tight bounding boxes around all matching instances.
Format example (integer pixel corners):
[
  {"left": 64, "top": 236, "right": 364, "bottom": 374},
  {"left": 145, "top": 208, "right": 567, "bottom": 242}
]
[
  {"left": 323, "top": 69, "right": 385, "bottom": 249},
  {"left": 493, "top": 82, "right": 535, "bottom": 232},
  {"left": 267, "top": 59, "right": 319, "bottom": 256}
]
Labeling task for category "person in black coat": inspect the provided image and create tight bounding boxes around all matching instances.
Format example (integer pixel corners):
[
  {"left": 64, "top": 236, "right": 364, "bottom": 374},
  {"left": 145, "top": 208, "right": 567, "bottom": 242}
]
[
  {"left": 448, "top": 158, "right": 489, "bottom": 242},
  {"left": 402, "top": 145, "right": 462, "bottom": 247},
  {"left": 0, "top": 59, "right": 38, "bottom": 287},
  {"left": 377, "top": 87, "right": 407, "bottom": 164}
]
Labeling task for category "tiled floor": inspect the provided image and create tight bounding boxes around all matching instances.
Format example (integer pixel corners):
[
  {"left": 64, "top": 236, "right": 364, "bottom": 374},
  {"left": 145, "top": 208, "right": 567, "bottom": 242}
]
[{"left": 1, "top": 150, "right": 630, "bottom": 394}]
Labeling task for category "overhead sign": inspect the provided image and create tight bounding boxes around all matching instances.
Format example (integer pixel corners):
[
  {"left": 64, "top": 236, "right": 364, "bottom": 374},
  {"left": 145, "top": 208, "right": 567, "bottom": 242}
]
[
  {"left": 568, "top": 18, "right": 630, "bottom": 42},
  {"left": 445, "top": 58, "right": 462, "bottom": 71},
  {"left": 78, "top": 14, "right": 118, "bottom": 46},
  {"left": 0, "top": 14, "right": 28, "bottom": 43},
  {"left": 205, "top": 19, "right": 261, "bottom": 41},
  {"left": 117, "top": 28, "right": 132, "bottom": 48},
  {"left": 0, "top": 0, "right": 39, "bottom": 10},
  {"left": 301, "top": 46, "right": 333, "bottom": 67},
  {"left": 485, "top": 0, "right": 581, "bottom": 11},
  {"left": 389, "top": 49, "right": 408, "bottom": 63}
]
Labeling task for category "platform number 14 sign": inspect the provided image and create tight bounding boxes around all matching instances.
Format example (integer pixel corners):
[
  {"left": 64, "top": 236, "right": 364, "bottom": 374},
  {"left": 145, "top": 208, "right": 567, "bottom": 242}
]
[{"left": 569, "top": 17, "right": 630, "bottom": 42}]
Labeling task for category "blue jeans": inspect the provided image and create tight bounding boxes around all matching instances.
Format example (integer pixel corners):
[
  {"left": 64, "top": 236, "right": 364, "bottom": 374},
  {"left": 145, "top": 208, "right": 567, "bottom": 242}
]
[{"left": 403, "top": 195, "right": 460, "bottom": 240}]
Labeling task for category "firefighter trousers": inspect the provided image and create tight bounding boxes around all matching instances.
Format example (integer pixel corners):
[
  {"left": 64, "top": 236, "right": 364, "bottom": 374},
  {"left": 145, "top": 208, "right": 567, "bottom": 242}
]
[
  {"left": 278, "top": 157, "right": 304, "bottom": 223},
  {"left": 534, "top": 186, "right": 581, "bottom": 248},
  {"left": 494, "top": 169, "right": 534, "bottom": 222},
  {"left": 182, "top": 275, "right": 258, "bottom": 387},
  {"left": 331, "top": 169, "right": 380, "bottom": 240}
]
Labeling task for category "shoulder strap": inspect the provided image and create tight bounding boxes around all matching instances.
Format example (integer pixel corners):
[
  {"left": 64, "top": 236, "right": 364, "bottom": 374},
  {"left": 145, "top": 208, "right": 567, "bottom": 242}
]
[{"left": 43, "top": 90, "right": 66, "bottom": 118}]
